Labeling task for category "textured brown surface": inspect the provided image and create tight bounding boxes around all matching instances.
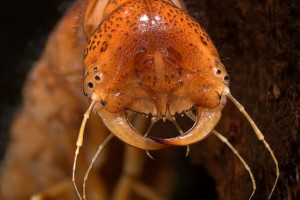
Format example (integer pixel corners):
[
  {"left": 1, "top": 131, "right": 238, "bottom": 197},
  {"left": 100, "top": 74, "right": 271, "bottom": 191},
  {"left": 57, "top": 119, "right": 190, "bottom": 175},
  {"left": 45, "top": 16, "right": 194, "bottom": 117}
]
[{"left": 185, "top": 0, "right": 300, "bottom": 199}]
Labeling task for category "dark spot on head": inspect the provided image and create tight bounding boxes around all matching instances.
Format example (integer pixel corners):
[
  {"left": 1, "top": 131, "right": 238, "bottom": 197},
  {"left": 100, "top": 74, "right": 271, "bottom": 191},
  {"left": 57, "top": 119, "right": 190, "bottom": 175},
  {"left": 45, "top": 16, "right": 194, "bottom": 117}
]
[
  {"left": 100, "top": 101, "right": 107, "bottom": 106},
  {"left": 164, "top": 75, "right": 170, "bottom": 82},
  {"left": 88, "top": 82, "right": 94, "bottom": 88},
  {"left": 178, "top": 67, "right": 183, "bottom": 75},
  {"left": 100, "top": 42, "right": 108, "bottom": 52},
  {"left": 200, "top": 36, "right": 208, "bottom": 46},
  {"left": 135, "top": 69, "right": 141, "bottom": 77},
  {"left": 216, "top": 69, "right": 222, "bottom": 75},
  {"left": 224, "top": 76, "right": 229, "bottom": 81},
  {"left": 95, "top": 75, "right": 101, "bottom": 81},
  {"left": 139, "top": 48, "right": 146, "bottom": 54},
  {"left": 93, "top": 66, "right": 98, "bottom": 72}
]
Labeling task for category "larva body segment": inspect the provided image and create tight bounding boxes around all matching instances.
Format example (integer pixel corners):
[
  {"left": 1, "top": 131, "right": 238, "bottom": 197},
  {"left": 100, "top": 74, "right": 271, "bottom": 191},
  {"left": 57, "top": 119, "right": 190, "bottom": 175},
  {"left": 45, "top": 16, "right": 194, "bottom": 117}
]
[{"left": 0, "top": 1, "right": 110, "bottom": 199}]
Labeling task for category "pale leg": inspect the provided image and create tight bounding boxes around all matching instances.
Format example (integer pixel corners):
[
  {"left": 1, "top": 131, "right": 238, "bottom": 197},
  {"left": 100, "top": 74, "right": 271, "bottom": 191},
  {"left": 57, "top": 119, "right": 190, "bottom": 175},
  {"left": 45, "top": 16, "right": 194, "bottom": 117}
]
[{"left": 212, "top": 130, "right": 256, "bottom": 200}]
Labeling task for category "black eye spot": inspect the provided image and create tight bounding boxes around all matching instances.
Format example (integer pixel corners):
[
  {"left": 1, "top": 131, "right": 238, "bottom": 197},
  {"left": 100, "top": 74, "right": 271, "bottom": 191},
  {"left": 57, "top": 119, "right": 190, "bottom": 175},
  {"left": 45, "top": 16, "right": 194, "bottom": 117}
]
[
  {"left": 224, "top": 76, "right": 229, "bottom": 81},
  {"left": 88, "top": 82, "right": 94, "bottom": 88},
  {"left": 216, "top": 69, "right": 222, "bottom": 75},
  {"left": 93, "top": 66, "right": 98, "bottom": 72},
  {"left": 95, "top": 75, "right": 101, "bottom": 81},
  {"left": 100, "top": 101, "right": 107, "bottom": 106}
]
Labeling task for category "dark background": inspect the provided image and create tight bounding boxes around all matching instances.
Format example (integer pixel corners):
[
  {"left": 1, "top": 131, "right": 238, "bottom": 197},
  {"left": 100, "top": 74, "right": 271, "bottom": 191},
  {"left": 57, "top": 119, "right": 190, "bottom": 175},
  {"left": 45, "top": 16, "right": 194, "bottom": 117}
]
[
  {"left": 0, "top": 0, "right": 299, "bottom": 199},
  {"left": 0, "top": 0, "right": 73, "bottom": 158}
]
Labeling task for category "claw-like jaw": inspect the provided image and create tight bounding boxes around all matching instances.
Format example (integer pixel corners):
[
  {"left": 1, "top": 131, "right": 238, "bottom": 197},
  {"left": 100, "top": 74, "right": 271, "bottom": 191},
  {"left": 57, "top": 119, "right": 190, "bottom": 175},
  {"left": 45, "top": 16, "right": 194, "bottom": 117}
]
[
  {"left": 97, "top": 108, "right": 168, "bottom": 150},
  {"left": 151, "top": 107, "right": 222, "bottom": 146}
]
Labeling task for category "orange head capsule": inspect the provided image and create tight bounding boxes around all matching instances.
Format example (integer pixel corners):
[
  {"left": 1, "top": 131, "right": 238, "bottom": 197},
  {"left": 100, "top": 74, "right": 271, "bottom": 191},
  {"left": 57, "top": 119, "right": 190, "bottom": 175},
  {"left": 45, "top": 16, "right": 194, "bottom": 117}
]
[{"left": 82, "top": 0, "right": 230, "bottom": 148}]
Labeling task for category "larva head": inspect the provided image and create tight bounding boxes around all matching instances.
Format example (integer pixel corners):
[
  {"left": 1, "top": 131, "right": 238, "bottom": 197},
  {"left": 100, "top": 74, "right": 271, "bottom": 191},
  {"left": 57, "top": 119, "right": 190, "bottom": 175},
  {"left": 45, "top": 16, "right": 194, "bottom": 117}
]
[{"left": 82, "top": 0, "right": 230, "bottom": 149}]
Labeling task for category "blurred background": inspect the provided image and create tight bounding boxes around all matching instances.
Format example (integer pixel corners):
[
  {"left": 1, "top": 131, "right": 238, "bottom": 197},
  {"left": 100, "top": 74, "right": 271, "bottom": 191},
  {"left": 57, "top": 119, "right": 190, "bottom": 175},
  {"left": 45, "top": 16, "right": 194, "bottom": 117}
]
[{"left": 0, "top": 0, "right": 73, "bottom": 159}]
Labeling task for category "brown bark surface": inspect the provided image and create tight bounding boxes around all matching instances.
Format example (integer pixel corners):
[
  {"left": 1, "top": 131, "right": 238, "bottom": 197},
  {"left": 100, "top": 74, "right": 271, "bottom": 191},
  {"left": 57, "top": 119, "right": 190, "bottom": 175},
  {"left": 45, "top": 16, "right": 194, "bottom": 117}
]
[{"left": 185, "top": 0, "right": 299, "bottom": 199}]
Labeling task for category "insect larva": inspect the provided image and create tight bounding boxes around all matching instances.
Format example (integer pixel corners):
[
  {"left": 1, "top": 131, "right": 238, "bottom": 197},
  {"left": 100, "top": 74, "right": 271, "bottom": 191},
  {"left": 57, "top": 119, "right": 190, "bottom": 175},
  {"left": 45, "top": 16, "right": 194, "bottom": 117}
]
[{"left": 0, "top": 0, "right": 279, "bottom": 200}]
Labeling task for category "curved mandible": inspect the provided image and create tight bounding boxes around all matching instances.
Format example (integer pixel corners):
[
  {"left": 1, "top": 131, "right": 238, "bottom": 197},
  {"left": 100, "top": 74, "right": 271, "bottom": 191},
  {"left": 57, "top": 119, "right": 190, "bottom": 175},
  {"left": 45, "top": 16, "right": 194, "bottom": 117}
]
[
  {"left": 151, "top": 107, "right": 222, "bottom": 146},
  {"left": 97, "top": 108, "right": 169, "bottom": 150}
]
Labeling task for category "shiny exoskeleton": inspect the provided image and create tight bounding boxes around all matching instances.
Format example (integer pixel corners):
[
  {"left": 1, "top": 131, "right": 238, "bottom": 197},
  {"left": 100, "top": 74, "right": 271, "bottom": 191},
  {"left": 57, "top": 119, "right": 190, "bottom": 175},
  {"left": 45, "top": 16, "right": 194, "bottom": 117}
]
[{"left": 82, "top": 0, "right": 230, "bottom": 150}]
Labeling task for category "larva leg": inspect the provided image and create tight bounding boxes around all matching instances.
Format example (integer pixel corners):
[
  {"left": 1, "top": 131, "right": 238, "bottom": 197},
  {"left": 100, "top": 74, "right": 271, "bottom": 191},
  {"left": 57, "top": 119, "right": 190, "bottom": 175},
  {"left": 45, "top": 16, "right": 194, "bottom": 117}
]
[
  {"left": 112, "top": 146, "right": 146, "bottom": 200},
  {"left": 30, "top": 180, "right": 73, "bottom": 200},
  {"left": 212, "top": 130, "right": 256, "bottom": 200},
  {"left": 82, "top": 133, "right": 114, "bottom": 200},
  {"left": 225, "top": 89, "right": 279, "bottom": 199},
  {"left": 112, "top": 116, "right": 166, "bottom": 200},
  {"left": 112, "top": 146, "right": 167, "bottom": 200},
  {"left": 131, "top": 180, "right": 168, "bottom": 200}
]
